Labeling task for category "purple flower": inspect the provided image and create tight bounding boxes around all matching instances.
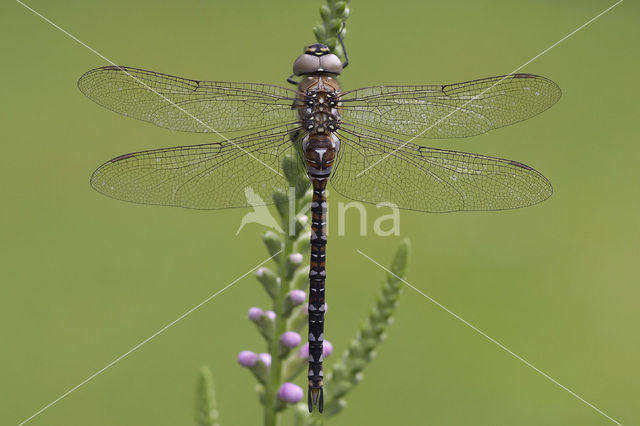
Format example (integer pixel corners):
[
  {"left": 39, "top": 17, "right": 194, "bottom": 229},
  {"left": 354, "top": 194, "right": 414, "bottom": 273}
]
[
  {"left": 280, "top": 331, "right": 302, "bottom": 348},
  {"left": 265, "top": 310, "right": 276, "bottom": 321},
  {"left": 322, "top": 340, "right": 333, "bottom": 357},
  {"left": 237, "top": 350, "right": 258, "bottom": 367},
  {"left": 278, "top": 382, "right": 303, "bottom": 404},
  {"left": 299, "top": 343, "right": 309, "bottom": 358},
  {"left": 288, "top": 290, "right": 306, "bottom": 305},
  {"left": 257, "top": 352, "right": 272, "bottom": 368},
  {"left": 298, "top": 343, "right": 309, "bottom": 358},
  {"left": 299, "top": 340, "right": 333, "bottom": 358},
  {"left": 248, "top": 307, "right": 264, "bottom": 321}
]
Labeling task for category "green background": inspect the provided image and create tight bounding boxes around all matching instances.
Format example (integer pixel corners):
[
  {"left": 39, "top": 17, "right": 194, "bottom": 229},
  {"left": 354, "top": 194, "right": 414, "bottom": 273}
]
[{"left": 1, "top": 0, "right": 638, "bottom": 425}]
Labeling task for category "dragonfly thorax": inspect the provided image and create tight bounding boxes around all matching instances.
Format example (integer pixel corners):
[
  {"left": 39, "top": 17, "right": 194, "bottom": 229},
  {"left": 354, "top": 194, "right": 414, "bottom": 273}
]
[
  {"left": 301, "top": 91, "right": 341, "bottom": 133},
  {"left": 296, "top": 75, "right": 342, "bottom": 133},
  {"left": 296, "top": 74, "right": 343, "bottom": 179}
]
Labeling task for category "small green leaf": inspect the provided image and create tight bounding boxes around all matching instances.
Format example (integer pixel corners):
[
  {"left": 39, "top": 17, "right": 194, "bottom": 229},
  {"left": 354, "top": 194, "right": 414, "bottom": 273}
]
[
  {"left": 294, "top": 215, "right": 309, "bottom": 238},
  {"left": 195, "top": 367, "right": 220, "bottom": 426},
  {"left": 291, "top": 265, "right": 310, "bottom": 290},
  {"left": 313, "top": 25, "right": 326, "bottom": 42},
  {"left": 250, "top": 306, "right": 276, "bottom": 340},
  {"left": 390, "top": 238, "right": 411, "bottom": 278},
  {"left": 273, "top": 189, "right": 290, "bottom": 221},
  {"left": 320, "top": 5, "right": 332, "bottom": 21},
  {"left": 251, "top": 357, "right": 270, "bottom": 385},
  {"left": 263, "top": 231, "right": 283, "bottom": 261},
  {"left": 286, "top": 304, "right": 308, "bottom": 333},
  {"left": 282, "top": 351, "right": 307, "bottom": 382},
  {"left": 324, "top": 398, "right": 346, "bottom": 416},
  {"left": 329, "top": 19, "right": 342, "bottom": 33},
  {"left": 255, "top": 266, "right": 280, "bottom": 299}
]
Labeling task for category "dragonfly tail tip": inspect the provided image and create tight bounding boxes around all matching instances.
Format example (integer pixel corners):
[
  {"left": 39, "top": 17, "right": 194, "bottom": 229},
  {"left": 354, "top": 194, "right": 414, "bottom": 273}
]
[{"left": 308, "top": 386, "right": 324, "bottom": 413}]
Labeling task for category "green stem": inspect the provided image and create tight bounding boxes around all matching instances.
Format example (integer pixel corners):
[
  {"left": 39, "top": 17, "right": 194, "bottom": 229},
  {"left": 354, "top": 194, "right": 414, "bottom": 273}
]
[
  {"left": 313, "top": 0, "right": 350, "bottom": 61},
  {"left": 264, "top": 216, "right": 294, "bottom": 426}
]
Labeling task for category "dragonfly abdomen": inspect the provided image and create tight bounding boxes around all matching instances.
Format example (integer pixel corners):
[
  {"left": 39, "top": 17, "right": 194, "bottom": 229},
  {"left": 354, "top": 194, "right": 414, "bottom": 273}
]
[
  {"left": 308, "top": 177, "right": 328, "bottom": 413},
  {"left": 302, "top": 133, "right": 339, "bottom": 179}
]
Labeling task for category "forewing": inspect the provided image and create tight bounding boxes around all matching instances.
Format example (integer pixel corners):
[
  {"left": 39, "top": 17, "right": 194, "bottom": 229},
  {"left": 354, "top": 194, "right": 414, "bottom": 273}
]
[
  {"left": 341, "top": 74, "right": 561, "bottom": 138},
  {"left": 90, "top": 125, "right": 307, "bottom": 210},
  {"left": 78, "top": 66, "right": 297, "bottom": 133},
  {"left": 330, "top": 125, "right": 552, "bottom": 212}
]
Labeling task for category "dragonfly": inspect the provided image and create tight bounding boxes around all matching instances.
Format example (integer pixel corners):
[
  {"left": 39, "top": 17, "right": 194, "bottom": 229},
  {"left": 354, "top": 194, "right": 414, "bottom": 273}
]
[{"left": 78, "top": 39, "right": 560, "bottom": 413}]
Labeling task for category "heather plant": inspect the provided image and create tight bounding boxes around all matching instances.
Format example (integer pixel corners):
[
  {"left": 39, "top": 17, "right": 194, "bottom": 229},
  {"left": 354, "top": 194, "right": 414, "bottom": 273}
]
[{"left": 194, "top": 155, "right": 410, "bottom": 426}]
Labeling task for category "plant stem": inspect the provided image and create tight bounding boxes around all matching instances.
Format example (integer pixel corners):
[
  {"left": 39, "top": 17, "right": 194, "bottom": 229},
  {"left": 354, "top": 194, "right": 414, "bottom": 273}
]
[{"left": 264, "top": 213, "right": 294, "bottom": 426}]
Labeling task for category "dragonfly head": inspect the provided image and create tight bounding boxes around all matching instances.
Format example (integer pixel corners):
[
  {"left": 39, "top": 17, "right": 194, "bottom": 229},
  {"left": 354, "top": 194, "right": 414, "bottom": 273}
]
[
  {"left": 293, "top": 44, "right": 343, "bottom": 76},
  {"left": 305, "top": 43, "right": 332, "bottom": 56}
]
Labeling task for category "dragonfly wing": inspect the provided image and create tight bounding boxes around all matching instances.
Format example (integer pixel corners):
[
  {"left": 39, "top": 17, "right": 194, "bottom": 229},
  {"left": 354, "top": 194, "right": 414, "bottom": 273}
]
[
  {"left": 330, "top": 125, "right": 552, "bottom": 212},
  {"left": 90, "top": 125, "right": 307, "bottom": 210},
  {"left": 78, "top": 66, "right": 298, "bottom": 133},
  {"left": 340, "top": 74, "right": 561, "bottom": 138}
]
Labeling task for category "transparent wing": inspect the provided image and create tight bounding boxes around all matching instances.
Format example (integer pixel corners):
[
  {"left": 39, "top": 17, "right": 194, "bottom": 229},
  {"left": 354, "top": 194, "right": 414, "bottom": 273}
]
[
  {"left": 340, "top": 74, "right": 561, "bottom": 138},
  {"left": 90, "top": 125, "right": 307, "bottom": 210},
  {"left": 78, "top": 66, "right": 298, "bottom": 133},
  {"left": 330, "top": 125, "right": 552, "bottom": 212}
]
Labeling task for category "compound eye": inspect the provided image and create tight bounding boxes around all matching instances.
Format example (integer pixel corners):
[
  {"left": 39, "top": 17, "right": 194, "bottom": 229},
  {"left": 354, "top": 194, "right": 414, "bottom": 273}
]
[
  {"left": 319, "top": 54, "right": 343, "bottom": 75},
  {"left": 293, "top": 54, "right": 321, "bottom": 76}
]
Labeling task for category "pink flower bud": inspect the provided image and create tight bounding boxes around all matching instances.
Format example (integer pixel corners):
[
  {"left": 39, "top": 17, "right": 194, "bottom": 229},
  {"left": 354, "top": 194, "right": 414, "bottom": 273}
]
[
  {"left": 265, "top": 310, "right": 276, "bottom": 321},
  {"left": 248, "top": 307, "right": 264, "bottom": 321},
  {"left": 299, "top": 343, "right": 309, "bottom": 358},
  {"left": 237, "top": 350, "right": 258, "bottom": 367},
  {"left": 257, "top": 352, "right": 271, "bottom": 368},
  {"left": 288, "top": 290, "right": 306, "bottom": 305},
  {"left": 280, "top": 331, "right": 302, "bottom": 348},
  {"left": 289, "top": 253, "right": 303, "bottom": 265},
  {"left": 298, "top": 340, "right": 333, "bottom": 358},
  {"left": 278, "top": 382, "right": 303, "bottom": 404},
  {"left": 322, "top": 340, "right": 333, "bottom": 357}
]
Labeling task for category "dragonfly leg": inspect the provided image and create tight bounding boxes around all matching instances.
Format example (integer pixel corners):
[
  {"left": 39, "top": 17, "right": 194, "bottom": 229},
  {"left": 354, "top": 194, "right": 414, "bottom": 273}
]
[
  {"left": 287, "top": 73, "right": 298, "bottom": 86},
  {"left": 338, "top": 31, "right": 349, "bottom": 69}
]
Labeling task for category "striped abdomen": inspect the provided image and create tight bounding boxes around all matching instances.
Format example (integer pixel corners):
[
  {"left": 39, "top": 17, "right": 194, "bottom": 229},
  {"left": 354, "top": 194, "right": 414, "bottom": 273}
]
[{"left": 308, "top": 177, "right": 328, "bottom": 412}]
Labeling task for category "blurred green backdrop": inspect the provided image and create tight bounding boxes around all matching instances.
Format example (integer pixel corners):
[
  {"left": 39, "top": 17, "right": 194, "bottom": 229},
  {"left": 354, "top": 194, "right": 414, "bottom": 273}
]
[{"left": 1, "top": 0, "right": 638, "bottom": 425}]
